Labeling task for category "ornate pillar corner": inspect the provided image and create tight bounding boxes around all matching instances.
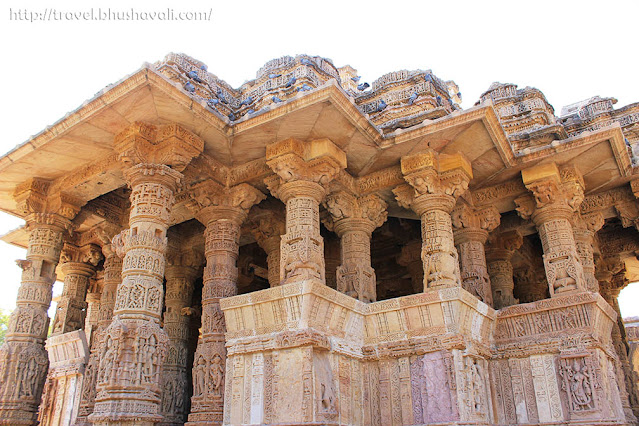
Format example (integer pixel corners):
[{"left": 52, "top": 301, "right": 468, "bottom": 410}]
[
  {"left": 394, "top": 149, "right": 472, "bottom": 291},
  {"left": 516, "top": 162, "right": 588, "bottom": 298},
  {"left": 186, "top": 182, "right": 264, "bottom": 426},
  {"left": 0, "top": 178, "right": 81, "bottom": 426},
  {"left": 323, "top": 190, "right": 387, "bottom": 302},
  {"left": 451, "top": 203, "right": 500, "bottom": 305},
  {"left": 265, "top": 138, "right": 347, "bottom": 286},
  {"left": 247, "top": 205, "right": 286, "bottom": 287},
  {"left": 90, "top": 122, "right": 203, "bottom": 426},
  {"left": 486, "top": 229, "right": 523, "bottom": 309}
]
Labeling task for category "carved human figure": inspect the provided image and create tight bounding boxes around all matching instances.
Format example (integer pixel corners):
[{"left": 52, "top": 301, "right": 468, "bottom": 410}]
[{"left": 210, "top": 354, "right": 224, "bottom": 393}]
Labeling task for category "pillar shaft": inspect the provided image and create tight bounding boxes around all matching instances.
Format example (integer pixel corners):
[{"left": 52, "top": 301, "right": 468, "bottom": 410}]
[
  {"left": 188, "top": 217, "right": 240, "bottom": 425},
  {"left": 160, "top": 258, "right": 198, "bottom": 426},
  {"left": 0, "top": 213, "right": 71, "bottom": 426},
  {"left": 186, "top": 182, "right": 264, "bottom": 426},
  {"left": 280, "top": 182, "right": 326, "bottom": 283},
  {"left": 75, "top": 250, "right": 122, "bottom": 425},
  {"left": 452, "top": 205, "right": 499, "bottom": 305},
  {"left": 324, "top": 192, "right": 387, "bottom": 302},
  {"left": 249, "top": 207, "right": 285, "bottom": 287},
  {"left": 573, "top": 212, "right": 604, "bottom": 293}
]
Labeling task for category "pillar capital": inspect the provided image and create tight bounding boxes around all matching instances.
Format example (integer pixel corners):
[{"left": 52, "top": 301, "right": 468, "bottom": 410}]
[
  {"left": 114, "top": 121, "right": 204, "bottom": 171},
  {"left": 188, "top": 180, "right": 265, "bottom": 226},
  {"left": 265, "top": 138, "right": 347, "bottom": 189},
  {"left": 451, "top": 204, "right": 500, "bottom": 244},
  {"left": 323, "top": 191, "right": 388, "bottom": 236},
  {"left": 486, "top": 229, "right": 523, "bottom": 256},
  {"left": 516, "top": 163, "right": 584, "bottom": 223},
  {"left": 59, "top": 242, "right": 103, "bottom": 274},
  {"left": 398, "top": 149, "right": 472, "bottom": 215},
  {"left": 14, "top": 178, "right": 82, "bottom": 234}
]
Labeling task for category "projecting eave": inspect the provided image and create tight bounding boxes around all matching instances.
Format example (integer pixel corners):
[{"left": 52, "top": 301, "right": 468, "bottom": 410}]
[{"left": 0, "top": 65, "right": 515, "bottom": 219}]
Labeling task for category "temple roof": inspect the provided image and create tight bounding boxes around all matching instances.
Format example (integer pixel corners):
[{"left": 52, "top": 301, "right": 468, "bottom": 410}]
[{"left": 0, "top": 53, "right": 636, "bottom": 228}]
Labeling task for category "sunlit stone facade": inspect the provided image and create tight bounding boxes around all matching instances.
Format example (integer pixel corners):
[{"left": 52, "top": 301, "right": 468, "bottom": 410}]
[{"left": 0, "top": 53, "right": 638, "bottom": 425}]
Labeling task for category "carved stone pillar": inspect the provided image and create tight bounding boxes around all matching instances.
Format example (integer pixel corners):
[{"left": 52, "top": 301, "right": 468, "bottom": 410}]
[
  {"left": 38, "top": 240, "right": 102, "bottom": 426},
  {"left": 323, "top": 191, "right": 387, "bottom": 302},
  {"left": 515, "top": 163, "right": 586, "bottom": 297},
  {"left": 160, "top": 248, "right": 201, "bottom": 426},
  {"left": 186, "top": 182, "right": 264, "bottom": 425},
  {"left": 90, "top": 122, "right": 203, "bottom": 426},
  {"left": 51, "top": 243, "right": 102, "bottom": 336},
  {"left": 451, "top": 204, "right": 500, "bottom": 305},
  {"left": 600, "top": 271, "right": 639, "bottom": 422},
  {"left": 84, "top": 279, "right": 102, "bottom": 348},
  {"left": 393, "top": 149, "right": 472, "bottom": 290},
  {"left": 397, "top": 240, "right": 423, "bottom": 294},
  {"left": 76, "top": 241, "right": 122, "bottom": 426},
  {"left": 0, "top": 178, "right": 79, "bottom": 426},
  {"left": 573, "top": 212, "right": 604, "bottom": 293},
  {"left": 486, "top": 230, "right": 523, "bottom": 309},
  {"left": 265, "top": 138, "right": 346, "bottom": 285},
  {"left": 248, "top": 206, "right": 286, "bottom": 287}
]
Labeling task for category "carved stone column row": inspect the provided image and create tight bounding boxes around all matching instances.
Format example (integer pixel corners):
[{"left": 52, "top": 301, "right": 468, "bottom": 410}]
[{"left": 0, "top": 177, "right": 80, "bottom": 426}]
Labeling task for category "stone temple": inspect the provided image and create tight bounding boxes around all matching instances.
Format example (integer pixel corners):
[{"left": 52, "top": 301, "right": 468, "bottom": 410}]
[{"left": 0, "top": 52, "right": 638, "bottom": 426}]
